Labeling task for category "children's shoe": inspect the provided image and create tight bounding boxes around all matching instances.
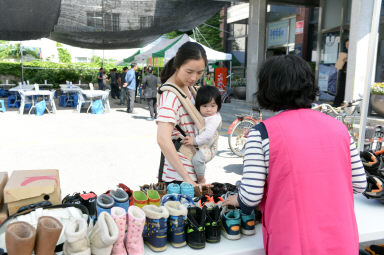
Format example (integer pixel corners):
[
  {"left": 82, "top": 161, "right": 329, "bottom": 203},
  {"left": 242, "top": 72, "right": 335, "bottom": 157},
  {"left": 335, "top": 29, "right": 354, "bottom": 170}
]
[
  {"left": 133, "top": 191, "right": 148, "bottom": 209},
  {"left": 116, "top": 183, "right": 134, "bottom": 206},
  {"left": 110, "top": 188, "right": 130, "bottom": 212},
  {"left": 164, "top": 201, "right": 188, "bottom": 248},
  {"left": 167, "top": 183, "right": 181, "bottom": 194},
  {"left": 205, "top": 206, "right": 222, "bottom": 243},
  {"left": 194, "top": 195, "right": 213, "bottom": 208},
  {"left": 194, "top": 185, "right": 213, "bottom": 197},
  {"left": 211, "top": 195, "right": 224, "bottom": 207},
  {"left": 111, "top": 207, "right": 127, "bottom": 255},
  {"left": 89, "top": 212, "right": 119, "bottom": 255},
  {"left": 140, "top": 184, "right": 152, "bottom": 193},
  {"left": 97, "top": 194, "right": 114, "bottom": 217},
  {"left": 62, "top": 192, "right": 97, "bottom": 218},
  {"left": 125, "top": 206, "right": 145, "bottom": 255},
  {"left": 178, "top": 194, "right": 196, "bottom": 208},
  {"left": 241, "top": 210, "right": 256, "bottom": 236},
  {"left": 142, "top": 205, "right": 169, "bottom": 252},
  {"left": 211, "top": 182, "right": 226, "bottom": 196},
  {"left": 224, "top": 183, "right": 238, "bottom": 193},
  {"left": 161, "top": 194, "right": 179, "bottom": 205},
  {"left": 221, "top": 207, "right": 241, "bottom": 240},
  {"left": 180, "top": 182, "right": 194, "bottom": 198},
  {"left": 147, "top": 190, "right": 161, "bottom": 206},
  {"left": 153, "top": 182, "right": 167, "bottom": 197},
  {"left": 364, "top": 175, "right": 384, "bottom": 202},
  {"left": 63, "top": 218, "right": 91, "bottom": 255},
  {"left": 186, "top": 206, "right": 207, "bottom": 249}
]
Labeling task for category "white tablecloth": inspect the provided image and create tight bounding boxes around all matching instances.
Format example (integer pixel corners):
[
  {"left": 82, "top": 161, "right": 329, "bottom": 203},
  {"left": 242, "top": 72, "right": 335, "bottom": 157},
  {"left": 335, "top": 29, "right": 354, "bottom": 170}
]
[
  {"left": 60, "top": 85, "right": 81, "bottom": 93},
  {"left": 0, "top": 84, "right": 16, "bottom": 87},
  {"left": 9, "top": 85, "right": 34, "bottom": 92}
]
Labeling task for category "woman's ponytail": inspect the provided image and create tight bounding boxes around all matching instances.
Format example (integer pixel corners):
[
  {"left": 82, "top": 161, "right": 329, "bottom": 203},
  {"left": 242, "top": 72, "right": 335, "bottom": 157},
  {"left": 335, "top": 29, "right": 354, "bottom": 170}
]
[{"left": 160, "top": 57, "right": 176, "bottom": 83}]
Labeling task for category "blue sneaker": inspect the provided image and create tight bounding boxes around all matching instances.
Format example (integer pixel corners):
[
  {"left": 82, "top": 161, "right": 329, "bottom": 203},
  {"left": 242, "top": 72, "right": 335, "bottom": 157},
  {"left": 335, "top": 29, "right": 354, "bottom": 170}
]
[
  {"left": 110, "top": 188, "right": 129, "bottom": 212},
  {"left": 221, "top": 207, "right": 241, "bottom": 240},
  {"left": 167, "top": 183, "right": 181, "bottom": 194},
  {"left": 96, "top": 194, "right": 114, "bottom": 217},
  {"left": 164, "top": 201, "right": 188, "bottom": 247},
  {"left": 161, "top": 194, "right": 179, "bottom": 205},
  {"left": 241, "top": 210, "right": 256, "bottom": 235},
  {"left": 161, "top": 194, "right": 195, "bottom": 208},
  {"left": 180, "top": 182, "right": 194, "bottom": 197},
  {"left": 142, "top": 205, "right": 169, "bottom": 252}
]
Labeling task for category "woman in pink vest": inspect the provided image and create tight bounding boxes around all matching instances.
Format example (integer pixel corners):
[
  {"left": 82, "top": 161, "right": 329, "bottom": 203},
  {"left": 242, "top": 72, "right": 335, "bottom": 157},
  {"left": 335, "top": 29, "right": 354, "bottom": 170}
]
[{"left": 223, "top": 55, "right": 367, "bottom": 254}]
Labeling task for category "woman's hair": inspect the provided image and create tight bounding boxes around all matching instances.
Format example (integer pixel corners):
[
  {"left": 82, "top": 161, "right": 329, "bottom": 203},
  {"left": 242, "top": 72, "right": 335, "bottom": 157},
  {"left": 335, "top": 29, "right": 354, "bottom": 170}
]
[
  {"left": 160, "top": 42, "right": 207, "bottom": 83},
  {"left": 195, "top": 86, "right": 222, "bottom": 112},
  {"left": 256, "top": 55, "right": 318, "bottom": 111}
]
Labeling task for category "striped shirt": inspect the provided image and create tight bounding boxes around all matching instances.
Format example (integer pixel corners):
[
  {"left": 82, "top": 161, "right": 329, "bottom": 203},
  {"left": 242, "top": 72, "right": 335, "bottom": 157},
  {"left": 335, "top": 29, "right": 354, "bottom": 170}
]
[
  {"left": 157, "top": 90, "right": 197, "bottom": 182},
  {"left": 238, "top": 123, "right": 367, "bottom": 213}
]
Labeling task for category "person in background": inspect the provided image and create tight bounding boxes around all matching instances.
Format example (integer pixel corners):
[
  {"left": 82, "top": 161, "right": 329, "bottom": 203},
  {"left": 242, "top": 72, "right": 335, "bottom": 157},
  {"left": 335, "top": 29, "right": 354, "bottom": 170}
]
[
  {"left": 203, "top": 72, "right": 215, "bottom": 86},
  {"left": 333, "top": 39, "right": 349, "bottom": 107},
  {"left": 120, "top": 67, "right": 128, "bottom": 105},
  {"left": 97, "top": 67, "right": 104, "bottom": 90},
  {"left": 124, "top": 63, "right": 138, "bottom": 113},
  {"left": 109, "top": 68, "right": 119, "bottom": 99},
  {"left": 103, "top": 70, "right": 110, "bottom": 90},
  {"left": 223, "top": 55, "right": 366, "bottom": 255},
  {"left": 142, "top": 66, "right": 158, "bottom": 120},
  {"left": 135, "top": 69, "right": 143, "bottom": 102}
]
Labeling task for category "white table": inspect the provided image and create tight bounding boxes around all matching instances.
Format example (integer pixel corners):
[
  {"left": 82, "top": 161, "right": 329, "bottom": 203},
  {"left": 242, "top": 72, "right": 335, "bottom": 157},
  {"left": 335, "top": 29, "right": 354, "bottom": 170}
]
[
  {"left": 20, "top": 90, "right": 56, "bottom": 114},
  {"left": 9, "top": 85, "right": 34, "bottom": 92},
  {"left": 60, "top": 85, "right": 82, "bottom": 93},
  {"left": 146, "top": 194, "right": 384, "bottom": 255},
  {"left": 81, "top": 90, "right": 110, "bottom": 113},
  {"left": 0, "top": 84, "right": 16, "bottom": 88}
]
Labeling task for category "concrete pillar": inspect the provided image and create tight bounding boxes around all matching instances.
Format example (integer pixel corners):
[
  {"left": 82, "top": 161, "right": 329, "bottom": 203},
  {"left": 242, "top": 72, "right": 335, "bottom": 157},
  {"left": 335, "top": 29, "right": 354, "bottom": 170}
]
[{"left": 246, "top": 0, "right": 266, "bottom": 103}]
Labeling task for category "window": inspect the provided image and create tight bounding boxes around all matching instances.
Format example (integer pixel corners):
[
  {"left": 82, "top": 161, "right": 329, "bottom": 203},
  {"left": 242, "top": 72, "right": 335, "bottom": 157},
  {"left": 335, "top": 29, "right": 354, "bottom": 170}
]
[{"left": 87, "top": 12, "right": 120, "bottom": 32}]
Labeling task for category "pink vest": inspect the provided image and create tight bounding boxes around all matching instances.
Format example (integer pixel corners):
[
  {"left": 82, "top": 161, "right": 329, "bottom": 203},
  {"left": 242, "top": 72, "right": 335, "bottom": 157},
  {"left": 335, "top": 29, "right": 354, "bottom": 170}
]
[{"left": 260, "top": 109, "right": 358, "bottom": 255}]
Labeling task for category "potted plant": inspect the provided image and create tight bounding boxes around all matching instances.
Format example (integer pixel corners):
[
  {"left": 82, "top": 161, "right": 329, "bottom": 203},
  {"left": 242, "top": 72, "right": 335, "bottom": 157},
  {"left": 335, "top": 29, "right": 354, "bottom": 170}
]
[
  {"left": 370, "top": 82, "right": 384, "bottom": 117},
  {"left": 231, "top": 78, "right": 246, "bottom": 100}
]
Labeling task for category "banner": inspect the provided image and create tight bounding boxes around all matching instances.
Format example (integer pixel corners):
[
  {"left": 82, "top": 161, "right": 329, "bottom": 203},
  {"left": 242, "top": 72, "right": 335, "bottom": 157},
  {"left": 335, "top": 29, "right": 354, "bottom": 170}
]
[{"left": 214, "top": 67, "right": 227, "bottom": 91}]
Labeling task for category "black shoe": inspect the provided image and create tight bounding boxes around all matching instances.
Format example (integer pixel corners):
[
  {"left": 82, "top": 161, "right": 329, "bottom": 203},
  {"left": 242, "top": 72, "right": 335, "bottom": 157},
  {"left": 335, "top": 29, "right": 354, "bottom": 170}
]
[
  {"left": 186, "top": 206, "right": 207, "bottom": 249},
  {"left": 62, "top": 191, "right": 97, "bottom": 218},
  {"left": 205, "top": 206, "right": 222, "bottom": 243}
]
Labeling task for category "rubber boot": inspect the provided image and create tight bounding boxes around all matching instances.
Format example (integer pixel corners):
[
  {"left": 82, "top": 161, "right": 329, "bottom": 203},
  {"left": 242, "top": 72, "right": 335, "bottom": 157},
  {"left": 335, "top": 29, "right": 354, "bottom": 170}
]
[
  {"left": 111, "top": 207, "right": 127, "bottom": 255},
  {"left": 125, "top": 206, "right": 146, "bottom": 255},
  {"left": 34, "top": 216, "right": 63, "bottom": 255},
  {"left": 63, "top": 218, "right": 91, "bottom": 255},
  {"left": 6, "top": 221, "right": 36, "bottom": 255},
  {"left": 90, "top": 211, "right": 119, "bottom": 255}
]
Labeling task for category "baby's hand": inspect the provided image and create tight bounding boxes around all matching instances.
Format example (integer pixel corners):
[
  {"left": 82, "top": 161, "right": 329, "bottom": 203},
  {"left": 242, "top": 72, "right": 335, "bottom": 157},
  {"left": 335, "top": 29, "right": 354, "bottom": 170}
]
[{"left": 183, "top": 136, "right": 194, "bottom": 146}]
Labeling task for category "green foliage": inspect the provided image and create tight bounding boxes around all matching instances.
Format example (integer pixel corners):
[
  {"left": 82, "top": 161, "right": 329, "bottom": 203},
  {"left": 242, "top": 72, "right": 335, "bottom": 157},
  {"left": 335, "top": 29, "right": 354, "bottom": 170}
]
[
  {"left": 0, "top": 43, "right": 40, "bottom": 60},
  {"left": 372, "top": 82, "right": 384, "bottom": 95},
  {"left": 56, "top": 42, "right": 72, "bottom": 63},
  {"left": 165, "top": 11, "right": 223, "bottom": 51},
  {"left": 91, "top": 56, "right": 103, "bottom": 66}
]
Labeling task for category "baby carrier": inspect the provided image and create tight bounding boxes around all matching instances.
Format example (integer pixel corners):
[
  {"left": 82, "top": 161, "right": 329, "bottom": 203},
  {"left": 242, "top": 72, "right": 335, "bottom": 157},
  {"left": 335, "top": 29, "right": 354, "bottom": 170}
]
[{"left": 157, "top": 82, "right": 220, "bottom": 182}]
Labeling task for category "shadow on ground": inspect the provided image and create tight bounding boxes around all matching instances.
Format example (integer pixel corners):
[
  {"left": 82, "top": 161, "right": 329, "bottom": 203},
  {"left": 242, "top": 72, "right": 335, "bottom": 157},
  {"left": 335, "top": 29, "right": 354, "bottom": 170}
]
[{"left": 223, "top": 164, "right": 243, "bottom": 175}]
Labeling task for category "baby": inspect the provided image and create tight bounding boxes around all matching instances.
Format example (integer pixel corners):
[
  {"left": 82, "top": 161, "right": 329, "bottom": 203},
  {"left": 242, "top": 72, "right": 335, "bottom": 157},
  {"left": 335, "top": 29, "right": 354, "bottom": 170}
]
[{"left": 183, "top": 86, "right": 222, "bottom": 184}]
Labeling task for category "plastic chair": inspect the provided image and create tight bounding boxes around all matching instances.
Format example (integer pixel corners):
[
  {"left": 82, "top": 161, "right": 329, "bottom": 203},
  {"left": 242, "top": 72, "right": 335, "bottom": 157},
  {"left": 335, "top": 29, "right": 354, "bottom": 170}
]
[
  {"left": 18, "top": 90, "right": 33, "bottom": 114},
  {"left": 89, "top": 83, "right": 94, "bottom": 90},
  {"left": 0, "top": 88, "right": 8, "bottom": 97},
  {"left": 0, "top": 99, "right": 6, "bottom": 112},
  {"left": 47, "top": 90, "right": 57, "bottom": 113},
  {"left": 76, "top": 91, "right": 92, "bottom": 113},
  {"left": 102, "top": 89, "right": 111, "bottom": 113},
  {"left": 34, "top": 84, "right": 39, "bottom": 91},
  {"left": 7, "top": 95, "right": 19, "bottom": 108}
]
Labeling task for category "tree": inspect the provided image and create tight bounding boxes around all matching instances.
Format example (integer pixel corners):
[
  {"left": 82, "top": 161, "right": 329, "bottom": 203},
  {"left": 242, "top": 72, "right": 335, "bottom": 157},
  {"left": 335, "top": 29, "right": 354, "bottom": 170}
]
[
  {"left": 56, "top": 42, "right": 71, "bottom": 63},
  {"left": 165, "top": 11, "right": 223, "bottom": 51}
]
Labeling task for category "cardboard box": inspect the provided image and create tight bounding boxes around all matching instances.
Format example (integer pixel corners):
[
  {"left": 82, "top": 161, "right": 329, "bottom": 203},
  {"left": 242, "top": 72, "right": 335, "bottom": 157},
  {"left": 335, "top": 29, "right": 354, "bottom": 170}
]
[
  {"left": 0, "top": 203, "right": 8, "bottom": 224},
  {"left": 4, "top": 169, "right": 61, "bottom": 215},
  {"left": 0, "top": 172, "right": 8, "bottom": 205}
]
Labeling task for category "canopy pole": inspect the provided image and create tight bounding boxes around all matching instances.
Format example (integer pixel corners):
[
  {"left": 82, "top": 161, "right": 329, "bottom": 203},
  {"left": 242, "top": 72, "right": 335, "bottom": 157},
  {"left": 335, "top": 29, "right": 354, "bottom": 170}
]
[
  {"left": 229, "top": 60, "right": 232, "bottom": 88},
  {"left": 357, "top": 0, "right": 382, "bottom": 151},
  {"left": 20, "top": 42, "right": 24, "bottom": 82}
]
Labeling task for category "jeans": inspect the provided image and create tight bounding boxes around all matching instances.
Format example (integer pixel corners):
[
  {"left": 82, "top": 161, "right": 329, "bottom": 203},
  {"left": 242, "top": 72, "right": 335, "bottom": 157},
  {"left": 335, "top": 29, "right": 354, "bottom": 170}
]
[
  {"left": 120, "top": 87, "right": 128, "bottom": 105},
  {"left": 98, "top": 82, "right": 104, "bottom": 91},
  {"left": 111, "top": 83, "right": 119, "bottom": 99},
  {"left": 147, "top": 97, "right": 157, "bottom": 118},
  {"left": 127, "top": 89, "right": 136, "bottom": 113}
]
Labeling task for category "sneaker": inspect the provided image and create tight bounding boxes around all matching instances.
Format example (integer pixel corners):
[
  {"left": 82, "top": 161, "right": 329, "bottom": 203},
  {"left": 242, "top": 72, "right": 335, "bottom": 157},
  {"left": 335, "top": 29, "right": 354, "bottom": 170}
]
[
  {"left": 180, "top": 182, "right": 194, "bottom": 198},
  {"left": 142, "top": 205, "right": 169, "bottom": 252},
  {"left": 194, "top": 195, "right": 213, "bottom": 208},
  {"left": 110, "top": 188, "right": 130, "bottom": 212},
  {"left": 211, "top": 195, "right": 224, "bottom": 208},
  {"left": 361, "top": 151, "right": 380, "bottom": 175},
  {"left": 221, "top": 207, "right": 241, "bottom": 240},
  {"left": 164, "top": 201, "right": 188, "bottom": 248},
  {"left": 167, "top": 183, "right": 181, "bottom": 194},
  {"left": 161, "top": 194, "right": 195, "bottom": 208},
  {"left": 116, "top": 183, "right": 133, "bottom": 206},
  {"left": 96, "top": 194, "right": 114, "bottom": 217},
  {"left": 194, "top": 185, "right": 213, "bottom": 197},
  {"left": 224, "top": 183, "right": 238, "bottom": 193},
  {"left": 205, "top": 206, "right": 222, "bottom": 243},
  {"left": 139, "top": 184, "right": 152, "bottom": 193},
  {"left": 364, "top": 175, "right": 384, "bottom": 202},
  {"left": 147, "top": 117, "right": 154, "bottom": 121},
  {"left": 186, "top": 206, "right": 207, "bottom": 249},
  {"left": 153, "top": 182, "right": 167, "bottom": 198},
  {"left": 211, "top": 182, "right": 226, "bottom": 196},
  {"left": 147, "top": 190, "right": 161, "bottom": 207},
  {"left": 241, "top": 210, "right": 256, "bottom": 235},
  {"left": 62, "top": 191, "right": 97, "bottom": 218},
  {"left": 133, "top": 191, "right": 148, "bottom": 209}
]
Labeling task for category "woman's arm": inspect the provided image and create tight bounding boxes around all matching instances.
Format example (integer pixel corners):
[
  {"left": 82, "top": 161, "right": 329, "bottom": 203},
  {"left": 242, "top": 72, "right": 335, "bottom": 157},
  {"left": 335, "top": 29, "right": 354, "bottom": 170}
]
[{"left": 157, "top": 122, "right": 197, "bottom": 186}]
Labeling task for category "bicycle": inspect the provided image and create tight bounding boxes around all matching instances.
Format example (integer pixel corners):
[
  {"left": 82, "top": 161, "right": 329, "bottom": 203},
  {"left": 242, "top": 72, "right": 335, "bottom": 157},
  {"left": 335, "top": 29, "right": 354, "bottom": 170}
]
[{"left": 227, "top": 109, "right": 263, "bottom": 157}]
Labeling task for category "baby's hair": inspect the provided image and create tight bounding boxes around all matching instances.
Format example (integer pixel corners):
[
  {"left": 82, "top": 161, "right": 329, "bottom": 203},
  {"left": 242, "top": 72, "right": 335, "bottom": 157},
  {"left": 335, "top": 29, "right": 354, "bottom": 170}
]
[{"left": 195, "top": 86, "right": 222, "bottom": 112}]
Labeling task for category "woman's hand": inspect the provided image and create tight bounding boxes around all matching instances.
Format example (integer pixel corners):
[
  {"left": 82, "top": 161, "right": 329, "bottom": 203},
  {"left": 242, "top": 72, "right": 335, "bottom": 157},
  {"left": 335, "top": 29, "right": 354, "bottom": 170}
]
[
  {"left": 222, "top": 194, "right": 240, "bottom": 207},
  {"left": 183, "top": 136, "right": 194, "bottom": 146}
]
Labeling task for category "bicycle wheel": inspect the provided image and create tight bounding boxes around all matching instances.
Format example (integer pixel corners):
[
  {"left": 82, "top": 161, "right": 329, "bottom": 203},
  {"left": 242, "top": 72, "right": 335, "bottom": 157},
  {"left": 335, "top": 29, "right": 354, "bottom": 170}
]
[{"left": 228, "top": 119, "right": 257, "bottom": 157}]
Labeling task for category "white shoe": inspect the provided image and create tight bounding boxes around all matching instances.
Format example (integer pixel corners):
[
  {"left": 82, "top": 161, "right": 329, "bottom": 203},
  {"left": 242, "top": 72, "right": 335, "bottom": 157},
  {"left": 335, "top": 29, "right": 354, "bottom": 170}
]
[
  {"left": 89, "top": 212, "right": 119, "bottom": 255},
  {"left": 63, "top": 218, "right": 91, "bottom": 255}
]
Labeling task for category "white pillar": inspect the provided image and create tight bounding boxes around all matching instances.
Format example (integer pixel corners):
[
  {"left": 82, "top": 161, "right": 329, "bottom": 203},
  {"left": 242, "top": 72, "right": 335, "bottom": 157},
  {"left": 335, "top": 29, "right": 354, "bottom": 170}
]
[{"left": 246, "top": 0, "right": 267, "bottom": 103}]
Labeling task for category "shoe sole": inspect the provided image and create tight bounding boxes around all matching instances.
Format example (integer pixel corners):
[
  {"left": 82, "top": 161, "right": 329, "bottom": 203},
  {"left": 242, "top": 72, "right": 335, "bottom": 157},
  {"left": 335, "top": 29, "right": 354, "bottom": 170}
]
[
  {"left": 187, "top": 243, "right": 205, "bottom": 249},
  {"left": 145, "top": 241, "right": 167, "bottom": 252},
  {"left": 171, "top": 241, "right": 187, "bottom": 248},
  {"left": 241, "top": 228, "right": 256, "bottom": 236},
  {"left": 206, "top": 238, "right": 220, "bottom": 243},
  {"left": 221, "top": 230, "right": 241, "bottom": 240}
]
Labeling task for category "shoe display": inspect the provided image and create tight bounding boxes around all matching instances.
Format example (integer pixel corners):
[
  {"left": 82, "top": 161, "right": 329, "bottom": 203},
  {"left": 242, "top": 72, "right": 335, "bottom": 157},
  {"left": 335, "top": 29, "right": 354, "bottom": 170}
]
[
  {"left": 142, "top": 205, "right": 169, "bottom": 252},
  {"left": 161, "top": 194, "right": 195, "bottom": 208},
  {"left": 240, "top": 210, "right": 256, "bottom": 236},
  {"left": 5, "top": 221, "right": 36, "bottom": 255},
  {"left": 125, "top": 206, "right": 146, "bottom": 255},
  {"left": 111, "top": 207, "right": 127, "bottom": 255},
  {"left": 34, "top": 216, "right": 63, "bottom": 255},
  {"left": 147, "top": 190, "right": 161, "bottom": 206},
  {"left": 110, "top": 188, "right": 130, "bottom": 212},
  {"left": 180, "top": 182, "right": 194, "bottom": 198},
  {"left": 133, "top": 191, "right": 148, "bottom": 208},
  {"left": 153, "top": 182, "right": 167, "bottom": 198},
  {"left": 167, "top": 183, "right": 181, "bottom": 194},
  {"left": 62, "top": 191, "right": 97, "bottom": 218},
  {"left": 89, "top": 212, "right": 119, "bottom": 255},
  {"left": 221, "top": 207, "right": 241, "bottom": 240},
  {"left": 186, "top": 206, "right": 207, "bottom": 249},
  {"left": 63, "top": 218, "right": 91, "bottom": 255},
  {"left": 205, "top": 206, "right": 222, "bottom": 243},
  {"left": 164, "top": 201, "right": 188, "bottom": 248},
  {"left": 97, "top": 194, "right": 115, "bottom": 217}
]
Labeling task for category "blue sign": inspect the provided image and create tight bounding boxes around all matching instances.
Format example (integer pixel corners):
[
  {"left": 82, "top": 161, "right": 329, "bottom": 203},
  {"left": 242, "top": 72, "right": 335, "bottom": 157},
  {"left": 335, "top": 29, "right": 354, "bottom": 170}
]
[{"left": 267, "top": 20, "right": 289, "bottom": 47}]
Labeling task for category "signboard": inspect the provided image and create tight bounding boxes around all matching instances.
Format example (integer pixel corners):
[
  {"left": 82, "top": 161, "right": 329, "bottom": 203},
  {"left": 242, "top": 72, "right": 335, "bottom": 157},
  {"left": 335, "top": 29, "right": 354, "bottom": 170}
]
[
  {"left": 214, "top": 68, "right": 227, "bottom": 91},
  {"left": 267, "top": 20, "right": 289, "bottom": 47},
  {"left": 295, "top": 21, "right": 304, "bottom": 34}
]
